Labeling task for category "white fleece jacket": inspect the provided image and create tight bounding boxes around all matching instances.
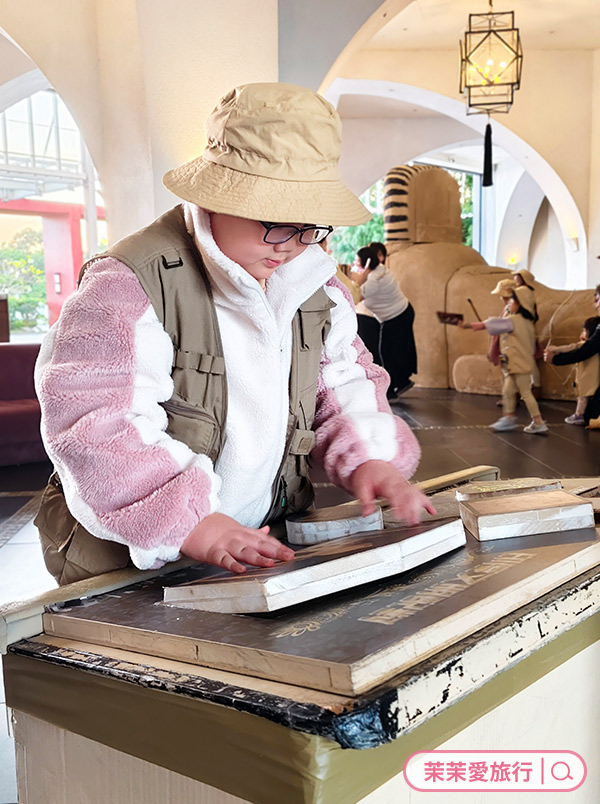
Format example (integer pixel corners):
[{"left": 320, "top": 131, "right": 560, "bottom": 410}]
[{"left": 36, "top": 205, "right": 421, "bottom": 570}]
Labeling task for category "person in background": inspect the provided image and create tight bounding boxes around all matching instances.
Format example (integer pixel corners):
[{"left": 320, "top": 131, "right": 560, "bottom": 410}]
[
  {"left": 489, "top": 278, "right": 517, "bottom": 406},
  {"left": 317, "top": 239, "right": 361, "bottom": 306},
  {"left": 545, "top": 285, "right": 600, "bottom": 424},
  {"left": 461, "top": 286, "right": 548, "bottom": 434},
  {"left": 550, "top": 316, "right": 600, "bottom": 425},
  {"left": 369, "top": 241, "right": 387, "bottom": 266},
  {"left": 351, "top": 246, "right": 383, "bottom": 366},
  {"left": 512, "top": 268, "right": 542, "bottom": 390},
  {"left": 353, "top": 246, "right": 417, "bottom": 400},
  {"left": 511, "top": 268, "right": 538, "bottom": 322}
]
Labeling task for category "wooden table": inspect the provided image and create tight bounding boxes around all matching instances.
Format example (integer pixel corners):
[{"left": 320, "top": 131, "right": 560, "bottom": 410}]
[{"left": 3, "top": 468, "right": 600, "bottom": 804}]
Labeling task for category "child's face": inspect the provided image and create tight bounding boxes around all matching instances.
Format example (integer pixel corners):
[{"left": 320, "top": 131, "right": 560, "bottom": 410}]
[
  {"left": 513, "top": 274, "right": 524, "bottom": 287},
  {"left": 507, "top": 297, "right": 520, "bottom": 314},
  {"left": 210, "top": 213, "right": 310, "bottom": 283},
  {"left": 594, "top": 293, "right": 600, "bottom": 313}
]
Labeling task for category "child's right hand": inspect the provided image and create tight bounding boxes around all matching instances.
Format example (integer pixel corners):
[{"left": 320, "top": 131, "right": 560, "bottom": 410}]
[{"left": 181, "top": 513, "right": 295, "bottom": 573}]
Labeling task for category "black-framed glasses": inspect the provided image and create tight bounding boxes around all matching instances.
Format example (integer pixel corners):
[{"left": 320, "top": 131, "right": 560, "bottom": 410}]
[{"left": 259, "top": 221, "right": 333, "bottom": 245}]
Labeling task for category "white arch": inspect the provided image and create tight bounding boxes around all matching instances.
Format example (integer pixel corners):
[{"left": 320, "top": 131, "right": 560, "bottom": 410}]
[
  {"left": 0, "top": 68, "right": 51, "bottom": 113},
  {"left": 326, "top": 78, "right": 588, "bottom": 289},
  {"left": 495, "top": 170, "right": 546, "bottom": 269}
]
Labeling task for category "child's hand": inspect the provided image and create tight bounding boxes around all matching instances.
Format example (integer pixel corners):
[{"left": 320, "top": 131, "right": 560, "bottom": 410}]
[
  {"left": 544, "top": 345, "right": 556, "bottom": 362},
  {"left": 458, "top": 320, "right": 472, "bottom": 329},
  {"left": 349, "top": 460, "right": 436, "bottom": 526},
  {"left": 181, "top": 513, "right": 295, "bottom": 573}
]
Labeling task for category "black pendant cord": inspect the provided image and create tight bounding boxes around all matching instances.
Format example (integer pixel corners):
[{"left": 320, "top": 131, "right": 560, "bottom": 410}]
[{"left": 483, "top": 115, "right": 493, "bottom": 187}]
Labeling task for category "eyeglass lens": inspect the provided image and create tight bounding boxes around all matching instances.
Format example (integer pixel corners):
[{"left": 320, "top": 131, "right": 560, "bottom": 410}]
[{"left": 263, "top": 225, "right": 331, "bottom": 245}]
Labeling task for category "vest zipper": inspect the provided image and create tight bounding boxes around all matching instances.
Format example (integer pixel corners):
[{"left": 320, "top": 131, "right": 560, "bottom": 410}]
[
  {"left": 162, "top": 399, "right": 217, "bottom": 423},
  {"left": 161, "top": 400, "right": 219, "bottom": 457}
]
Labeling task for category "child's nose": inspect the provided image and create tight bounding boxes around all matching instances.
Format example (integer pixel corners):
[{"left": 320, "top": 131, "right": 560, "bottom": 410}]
[{"left": 273, "top": 238, "right": 299, "bottom": 253}]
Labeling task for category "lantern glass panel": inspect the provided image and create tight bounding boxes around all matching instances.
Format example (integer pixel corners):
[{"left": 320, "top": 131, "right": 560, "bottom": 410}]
[{"left": 465, "top": 31, "right": 520, "bottom": 87}]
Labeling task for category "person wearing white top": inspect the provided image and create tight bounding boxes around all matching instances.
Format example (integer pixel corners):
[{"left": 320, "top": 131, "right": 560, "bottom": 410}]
[{"left": 353, "top": 246, "right": 417, "bottom": 399}]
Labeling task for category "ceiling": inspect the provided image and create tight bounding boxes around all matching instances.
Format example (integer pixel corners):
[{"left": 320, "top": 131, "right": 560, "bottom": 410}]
[
  {"left": 369, "top": 0, "right": 600, "bottom": 51},
  {"left": 337, "top": 94, "right": 439, "bottom": 118}
]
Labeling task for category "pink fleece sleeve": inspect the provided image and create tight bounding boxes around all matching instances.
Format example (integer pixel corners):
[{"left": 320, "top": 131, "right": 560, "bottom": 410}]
[
  {"left": 36, "top": 257, "right": 218, "bottom": 568},
  {"left": 312, "top": 277, "right": 421, "bottom": 490}
]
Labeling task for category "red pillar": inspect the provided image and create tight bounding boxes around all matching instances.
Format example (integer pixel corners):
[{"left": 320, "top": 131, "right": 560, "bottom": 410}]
[
  {"left": 42, "top": 215, "right": 81, "bottom": 326},
  {"left": 0, "top": 200, "right": 104, "bottom": 326}
]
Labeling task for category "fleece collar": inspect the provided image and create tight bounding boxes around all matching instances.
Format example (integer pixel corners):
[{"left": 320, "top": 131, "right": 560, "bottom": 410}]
[{"left": 183, "top": 203, "right": 336, "bottom": 335}]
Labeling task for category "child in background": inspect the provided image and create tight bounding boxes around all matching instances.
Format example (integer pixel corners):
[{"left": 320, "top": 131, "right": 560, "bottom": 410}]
[
  {"left": 511, "top": 269, "right": 538, "bottom": 322},
  {"left": 488, "top": 278, "right": 517, "bottom": 405},
  {"left": 34, "top": 82, "right": 433, "bottom": 585},
  {"left": 460, "top": 286, "right": 548, "bottom": 434},
  {"left": 551, "top": 316, "right": 600, "bottom": 425}
]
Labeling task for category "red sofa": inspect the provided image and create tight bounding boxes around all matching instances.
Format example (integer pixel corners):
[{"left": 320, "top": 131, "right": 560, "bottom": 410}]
[{"left": 0, "top": 343, "right": 48, "bottom": 465}]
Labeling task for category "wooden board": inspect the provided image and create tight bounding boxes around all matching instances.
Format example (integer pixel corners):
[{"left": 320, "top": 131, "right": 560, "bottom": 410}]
[
  {"left": 164, "top": 519, "right": 465, "bottom": 613},
  {"left": 459, "top": 490, "right": 595, "bottom": 541},
  {"left": 455, "top": 477, "right": 563, "bottom": 502},
  {"left": 42, "top": 526, "right": 600, "bottom": 695}
]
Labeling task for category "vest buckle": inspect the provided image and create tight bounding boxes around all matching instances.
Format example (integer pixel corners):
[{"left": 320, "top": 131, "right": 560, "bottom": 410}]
[{"left": 161, "top": 255, "right": 184, "bottom": 269}]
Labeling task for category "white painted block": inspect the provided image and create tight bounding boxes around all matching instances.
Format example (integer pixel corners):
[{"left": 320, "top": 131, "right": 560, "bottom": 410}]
[
  {"left": 459, "top": 490, "right": 595, "bottom": 541},
  {"left": 285, "top": 504, "right": 383, "bottom": 545}
]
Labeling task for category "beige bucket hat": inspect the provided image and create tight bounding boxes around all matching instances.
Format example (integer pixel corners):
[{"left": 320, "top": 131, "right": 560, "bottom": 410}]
[
  {"left": 163, "top": 83, "right": 371, "bottom": 227},
  {"left": 512, "top": 268, "right": 535, "bottom": 286},
  {"left": 515, "top": 285, "right": 536, "bottom": 316},
  {"left": 491, "top": 278, "right": 516, "bottom": 297}
]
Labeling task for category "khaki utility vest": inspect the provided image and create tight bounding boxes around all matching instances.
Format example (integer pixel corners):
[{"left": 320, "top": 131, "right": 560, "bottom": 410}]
[
  {"left": 499, "top": 314, "right": 536, "bottom": 375},
  {"left": 35, "top": 205, "right": 334, "bottom": 584}
]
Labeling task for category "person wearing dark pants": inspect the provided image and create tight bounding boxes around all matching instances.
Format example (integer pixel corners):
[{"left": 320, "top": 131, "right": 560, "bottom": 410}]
[
  {"left": 545, "top": 285, "right": 600, "bottom": 423},
  {"left": 353, "top": 246, "right": 417, "bottom": 399}
]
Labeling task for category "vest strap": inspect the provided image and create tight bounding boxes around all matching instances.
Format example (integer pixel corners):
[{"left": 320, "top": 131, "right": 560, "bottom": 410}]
[{"left": 173, "top": 350, "right": 226, "bottom": 374}]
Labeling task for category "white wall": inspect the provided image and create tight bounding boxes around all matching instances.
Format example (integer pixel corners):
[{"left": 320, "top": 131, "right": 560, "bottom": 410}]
[
  {"left": 529, "top": 199, "right": 571, "bottom": 289},
  {"left": 0, "top": 0, "right": 279, "bottom": 242}
]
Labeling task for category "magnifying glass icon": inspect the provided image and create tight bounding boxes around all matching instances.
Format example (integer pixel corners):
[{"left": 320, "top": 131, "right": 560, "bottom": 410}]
[{"left": 551, "top": 762, "right": 573, "bottom": 781}]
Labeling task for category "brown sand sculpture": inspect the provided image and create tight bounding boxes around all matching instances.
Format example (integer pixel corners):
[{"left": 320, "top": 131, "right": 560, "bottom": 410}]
[{"left": 383, "top": 165, "right": 593, "bottom": 399}]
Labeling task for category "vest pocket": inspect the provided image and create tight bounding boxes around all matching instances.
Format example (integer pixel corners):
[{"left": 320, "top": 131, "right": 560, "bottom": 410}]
[{"left": 162, "top": 398, "right": 219, "bottom": 460}]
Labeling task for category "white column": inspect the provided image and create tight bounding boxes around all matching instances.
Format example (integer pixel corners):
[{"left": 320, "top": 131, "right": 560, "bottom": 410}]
[{"left": 587, "top": 49, "right": 600, "bottom": 288}]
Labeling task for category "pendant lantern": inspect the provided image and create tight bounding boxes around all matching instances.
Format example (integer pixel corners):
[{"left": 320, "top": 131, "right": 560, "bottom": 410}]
[{"left": 460, "top": 1, "right": 523, "bottom": 186}]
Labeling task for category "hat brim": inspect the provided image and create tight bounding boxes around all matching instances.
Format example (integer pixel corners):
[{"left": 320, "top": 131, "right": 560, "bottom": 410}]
[{"left": 163, "top": 158, "right": 371, "bottom": 227}]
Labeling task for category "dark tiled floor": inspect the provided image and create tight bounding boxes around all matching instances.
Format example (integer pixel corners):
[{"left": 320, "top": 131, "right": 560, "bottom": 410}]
[
  {"left": 309, "top": 388, "right": 598, "bottom": 508},
  {"left": 395, "top": 388, "right": 599, "bottom": 481}
]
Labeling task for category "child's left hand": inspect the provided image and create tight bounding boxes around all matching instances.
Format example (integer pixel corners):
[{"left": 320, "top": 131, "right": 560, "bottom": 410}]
[{"left": 349, "top": 460, "right": 436, "bottom": 526}]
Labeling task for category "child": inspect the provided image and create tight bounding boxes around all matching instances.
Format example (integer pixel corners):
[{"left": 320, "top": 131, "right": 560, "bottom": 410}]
[
  {"left": 34, "top": 82, "right": 433, "bottom": 585},
  {"left": 546, "top": 285, "right": 600, "bottom": 424},
  {"left": 460, "top": 286, "right": 548, "bottom": 434},
  {"left": 551, "top": 316, "right": 600, "bottom": 425},
  {"left": 511, "top": 268, "right": 538, "bottom": 323},
  {"left": 489, "top": 278, "right": 517, "bottom": 404}
]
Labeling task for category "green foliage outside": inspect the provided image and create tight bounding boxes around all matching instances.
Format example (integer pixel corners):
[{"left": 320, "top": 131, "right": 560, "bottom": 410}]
[
  {"left": 0, "top": 228, "right": 48, "bottom": 331},
  {"left": 330, "top": 212, "right": 385, "bottom": 266},
  {"left": 447, "top": 169, "right": 474, "bottom": 247}
]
